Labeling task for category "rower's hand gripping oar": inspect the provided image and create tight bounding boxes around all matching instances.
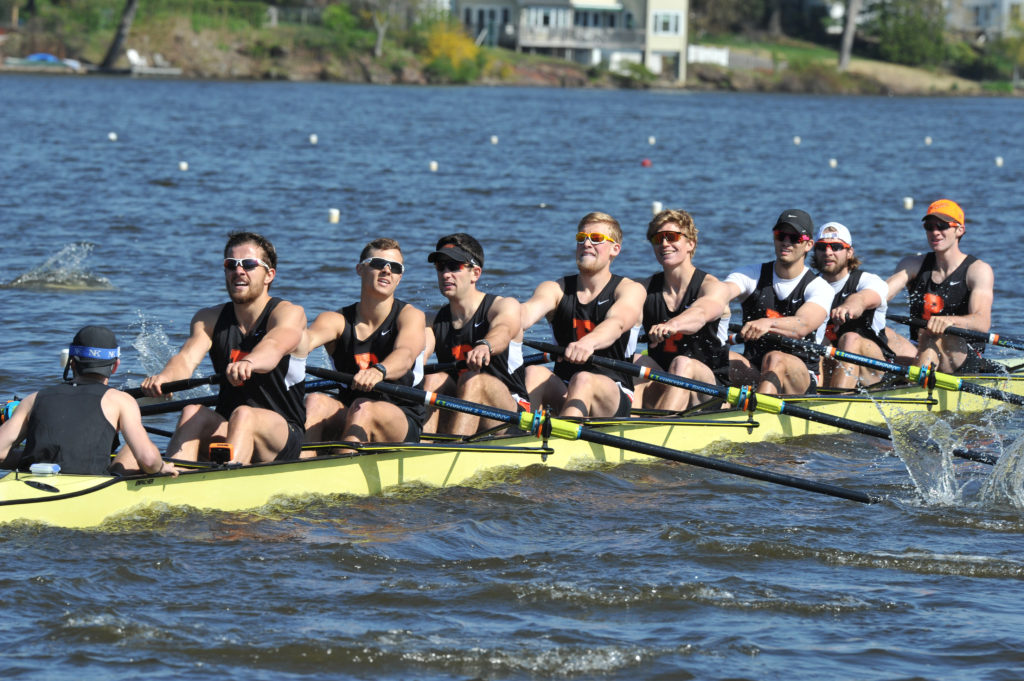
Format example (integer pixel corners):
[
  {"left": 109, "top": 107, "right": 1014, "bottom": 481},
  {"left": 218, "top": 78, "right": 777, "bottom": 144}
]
[
  {"left": 305, "top": 365, "right": 879, "bottom": 505},
  {"left": 734, "top": 325, "right": 1024, "bottom": 408},
  {"left": 423, "top": 352, "right": 550, "bottom": 376},
  {"left": 888, "top": 314, "right": 1024, "bottom": 353},
  {"left": 523, "top": 340, "right": 894, "bottom": 440},
  {"left": 124, "top": 374, "right": 220, "bottom": 399}
]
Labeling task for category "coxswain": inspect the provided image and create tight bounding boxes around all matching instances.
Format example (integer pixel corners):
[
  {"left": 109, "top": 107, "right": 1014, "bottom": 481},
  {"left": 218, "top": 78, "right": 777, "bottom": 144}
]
[
  {"left": 885, "top": 199, "right": 995, "bottom": 373},
  {"left": 520, "top": 212, "right": 645, "bottom": 418},
  {"left": 0, "top": 326, "right": 176, "bottom": 476},
  {"left": 723, "top": 209, "right": 833, "bottom": 395},
  {"left": 811, "top": 222, "right": 894, "bottom": 389},
  {"left": 634, "top": 209, "right": 731, "bottom": 410},
  {"left": 422, "top": 233, "right": 530, "bottom": 435},
  {"left": 130, "top": 231, "right": 308, "bottom": 465},
  {"left": 300, "top": 238, "right": 426, "bottom": 445}
]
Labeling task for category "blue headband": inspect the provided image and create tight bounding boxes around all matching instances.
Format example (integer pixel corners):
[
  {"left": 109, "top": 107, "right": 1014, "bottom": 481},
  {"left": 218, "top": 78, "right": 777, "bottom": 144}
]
[{"left": 68, "top": 345, "right": 120, "bottom": 361}]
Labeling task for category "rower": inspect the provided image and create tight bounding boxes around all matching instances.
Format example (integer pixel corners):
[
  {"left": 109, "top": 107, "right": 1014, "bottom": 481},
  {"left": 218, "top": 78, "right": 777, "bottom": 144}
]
[
  {"left": 724, "top": 209, "right": 833, "bottom": 395},
  {"left": 422, "top": 233, "right": 530, "bottom": 435},
  {"left": 811, "top": 222, "right": 894, "bottom": 389},
  {"left": 0, "top": 326, "right": 176, "bottom": 477},
  {"left": 130, "top": 231, "right": 308, "bottom": 465},
  {"left": 634, "top": 209, "right": 731, "bottom": 410},
  {"left": 885, "top": 199, "right": 995, "bottom": 374},
  {"left": 520, "top": 212, "right": 645, "bottom": 418},
  {"left": 300, "top": 238, "right": 426, "bottom": 446}
]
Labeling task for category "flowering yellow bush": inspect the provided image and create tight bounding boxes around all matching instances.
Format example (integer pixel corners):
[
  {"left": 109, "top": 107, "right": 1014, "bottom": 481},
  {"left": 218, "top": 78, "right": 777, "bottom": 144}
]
[{"left": 426, "top": 23, "right": 479, "bottom": 65}]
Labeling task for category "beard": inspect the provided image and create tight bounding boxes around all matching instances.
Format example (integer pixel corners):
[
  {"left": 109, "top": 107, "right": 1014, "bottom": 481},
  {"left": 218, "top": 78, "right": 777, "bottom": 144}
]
[{"left": 226, "top": 279, "right": 263, "bottom": 305}]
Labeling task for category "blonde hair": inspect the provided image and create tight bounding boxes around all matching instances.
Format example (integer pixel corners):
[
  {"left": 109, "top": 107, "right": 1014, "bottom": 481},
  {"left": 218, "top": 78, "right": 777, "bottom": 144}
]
[
  {"left": 577, "top": 212, "right": 622, "bottom": 244},
  {"left": 647, "top": 210, "right": 697, "bottom": 252}
]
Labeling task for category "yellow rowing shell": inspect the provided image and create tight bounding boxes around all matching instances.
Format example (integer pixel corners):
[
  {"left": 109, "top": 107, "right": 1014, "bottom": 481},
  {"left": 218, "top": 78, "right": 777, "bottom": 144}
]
[{"left": 3, "top": 373, "right": 1021, "bottom": 528}]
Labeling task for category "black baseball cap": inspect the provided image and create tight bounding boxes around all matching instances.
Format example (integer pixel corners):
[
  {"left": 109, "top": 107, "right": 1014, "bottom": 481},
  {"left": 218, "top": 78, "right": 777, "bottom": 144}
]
[
  {"left": 773, "top": 209, "right": 814, "bottom": 239},
  {"left": 427, "top": 244, "right": 480, "bottom": 267},
  {"left": 68, "top": 325, "right": 120, "bottom": 377}
]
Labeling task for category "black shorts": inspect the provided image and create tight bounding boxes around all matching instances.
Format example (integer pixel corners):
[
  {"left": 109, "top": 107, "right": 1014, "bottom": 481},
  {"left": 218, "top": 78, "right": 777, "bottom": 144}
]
[
  {"left": 274, "top": 422, "right": 305, "bottom": 461},
  {"left": 614, "top": 384, "right": 634, "bottom": 417},
  {"left": 956, "top": 352, "right": 1002, "bottom": 375},
  {"left": 402, "top": 411, "right": 423, "bottom": 443}
]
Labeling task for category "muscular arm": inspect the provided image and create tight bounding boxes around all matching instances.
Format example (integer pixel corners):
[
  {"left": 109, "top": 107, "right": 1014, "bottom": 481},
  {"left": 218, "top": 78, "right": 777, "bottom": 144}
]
[
  {"left": 886, "top": 254, "right": 924, "bottom": 302},
  {"left": 141, "top": 307, "right": 218, "bottom": 396},
  {"left": 110, "top": 392, "right": 178, "bottom": 476},
  {"left": 520, "top": 279, "right": 564, "bottom": 331},
  {"left": 466, "top": 296, "right": 522, "bottom": 369},
  {"left": 647, "top": 277, "right": 729, "bottom": 345},
  {"left": 563, "top": 278, "right": 645, "bottom": 363},
  {"left": 0, "top": 392, "right": 36, "bottom": 464},
  {"left": 297, "top": 309, "right": 347, "bottom": 358},
  {"left": 831, "top": 289, "right": 883, "bottom": 324}
]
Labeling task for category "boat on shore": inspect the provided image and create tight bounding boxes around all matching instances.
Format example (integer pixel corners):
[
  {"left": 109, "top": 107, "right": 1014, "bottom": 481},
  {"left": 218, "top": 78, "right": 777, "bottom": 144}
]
[{"left": 2, "top": 369, "right": 1021, "bottom": 528}]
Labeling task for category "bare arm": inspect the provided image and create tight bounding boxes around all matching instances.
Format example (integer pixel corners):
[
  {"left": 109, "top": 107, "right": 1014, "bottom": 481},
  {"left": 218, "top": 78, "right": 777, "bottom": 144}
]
[
  {"left": 831, "top": 289, "right": 882, "bottom": 324},
  {"left": 110, "top": 392, "right": 178, "bottom": 476},
  {"left": 886, "top": 254, "right": 924, "bottom": 302},
  {"left": 141, "top": 307, "right": 218, "bottom": 396},
  {"left": 563, "top": 278, "right": 645, "bottom": 364},
  {"left": 225, "top": 301, "right": 307, "bottom": 387},
  {"left": 351, "top": 304, "right": 426, "bottom": 392},
  {"left": 520, "top": 279, "right": 564, "bottom": 331},
  {"left": 466, "top": 296, "right": 522, "bottom": 370},
  {"left": 647, "top": 277, "right": 729, "bottom": 345},
  {"left": 297, "top": 309, "right": 347, "bottom": 357},
  {"left": 742, "top": 302, "right": 828, "bottom": 341},
  {"left": 0, "top": 392, "right": 36, "bottom": 464}
]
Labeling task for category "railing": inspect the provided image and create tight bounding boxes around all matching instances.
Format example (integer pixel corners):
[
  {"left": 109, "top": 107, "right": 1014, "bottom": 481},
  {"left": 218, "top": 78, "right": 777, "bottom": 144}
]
[{"left": 517, "top": 24, "right": 644, "bottom": 50}]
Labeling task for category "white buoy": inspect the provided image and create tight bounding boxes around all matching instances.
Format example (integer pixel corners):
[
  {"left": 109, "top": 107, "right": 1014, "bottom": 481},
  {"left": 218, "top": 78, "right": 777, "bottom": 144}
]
[
  {"left": 490, "top": 135, "right": 499, "bottom": 145},
  {"left": 107, "top": 132, "right": 117, "bottom": 142},
  {"left": 996, "top": 156, "right": 1004, "bottom": 167},
  {"left": 328, "top": 208, "right": 340, "bottom": 223},
  {"left": 59, "top": 348, "right": 69, "bottom": 368},
  {"left": 309, "top": 134, "right": 318, "bottom": 145},
  {"left": 793, "top": 136, "right": 802, "bottom": 146},
  {"left": 903, "top": 197, "right": 914, "bottom": 210},
  {"left": 924, "top": 136, "right": 933, "bottom": 146},
  {"left": 539, "top": 203, "right": 547, "bottom": 208},
  {"left": 648, "top": 136, "right": 656, "bottom": 146},
  {"left": 652, "top": 201, "right": 663, "bottom": 215},
  {"left": 429, "top": 160, "right": 438, "bottom": 172},
  {"left": 178, "top": 161, "right": 189, "bottom": 171},
  {"left": 829, "top": 158, "right": 838, "bottom": 168}
]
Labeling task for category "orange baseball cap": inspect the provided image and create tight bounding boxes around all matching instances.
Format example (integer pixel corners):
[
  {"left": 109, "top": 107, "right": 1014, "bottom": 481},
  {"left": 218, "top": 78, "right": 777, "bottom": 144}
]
[{"left": 922, "top": 199, "right": 964, "bottom": 227}]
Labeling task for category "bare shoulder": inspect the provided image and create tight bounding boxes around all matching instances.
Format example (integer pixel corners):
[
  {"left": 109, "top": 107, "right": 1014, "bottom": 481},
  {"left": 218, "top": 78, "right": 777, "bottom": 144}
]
[
  {"left": 489, "top": 294, "right": 521, "bottom": 316},
  {"left": 894, "top": 252, "right": 926, "bottom": 273},
  {"left": 967, "top": 257, "right": 994, "bottom": 286},
  {"left": 311, "top": 309, "right": 347, "bottom": 333},
  {"left": 192, "top": 304, "right": 225, "bottom": 329},
  {"left": 615, "top": 276, "right": 646, "bottom": 299},
  {"left": 271, "top": 299, "right": 306, "bottom": 322},
  {"left": 398, "top": 302, "right": 426, "bottom": 326}
]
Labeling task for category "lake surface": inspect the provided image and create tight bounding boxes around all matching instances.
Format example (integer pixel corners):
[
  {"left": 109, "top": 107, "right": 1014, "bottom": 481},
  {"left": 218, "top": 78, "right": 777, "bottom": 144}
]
[{"left": 2, "top": 75, "right": 1024, "bottom": 680}]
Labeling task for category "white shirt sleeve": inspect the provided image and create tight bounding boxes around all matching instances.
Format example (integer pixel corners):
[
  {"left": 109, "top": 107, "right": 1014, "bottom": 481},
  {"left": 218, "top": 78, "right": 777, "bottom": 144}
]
[
  {"left": 856, "top": 271, "right": 890, "bottom": 333},
  {"left": 724, "top": 264, "right": 762, "bottom": 302}
]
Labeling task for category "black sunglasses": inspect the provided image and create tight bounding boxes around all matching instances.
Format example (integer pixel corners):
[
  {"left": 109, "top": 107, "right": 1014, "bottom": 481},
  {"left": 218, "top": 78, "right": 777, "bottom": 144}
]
[
  {"left": 361, "top": 257, "right": 405, "bottom": 275},
  {"left": 434, "top": 259, "right": 468, "bottom": 273},
  {"left": 814, "top": 242, "right": 847, "bottom": 252},
  {"left": 224, "top": 257, "right": 270, "bottom": 271}
]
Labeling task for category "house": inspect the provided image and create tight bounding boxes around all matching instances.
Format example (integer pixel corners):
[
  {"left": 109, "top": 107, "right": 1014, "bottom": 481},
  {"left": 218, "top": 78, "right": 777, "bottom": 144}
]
[
  {"left": 455, "top": 0, "right": 689, "bottom": 82},
  {"left": 947, "top": 0, "right": 1023, "bottom": 39}
]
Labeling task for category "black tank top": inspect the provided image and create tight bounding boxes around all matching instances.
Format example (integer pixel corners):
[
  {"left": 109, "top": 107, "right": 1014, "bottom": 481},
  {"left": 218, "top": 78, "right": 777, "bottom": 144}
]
[
  {"left": 552, "top": 274, "right": 636, "bottom": 388},
  {"left": 22, "top": 382, "right": 118, "bottom": 475},
  {"left": 740, "top": 262, "right": 819, "bottom": 371},
  {"left": 330, "top": 299, "right": 425, "bottom": 424},
  {"left": 210, "top": 298, "right": 306, "bottom": 430},
  {"left": 643, "top": 270, "right": 729, "bottom": 383},
  {"left": 908, "top": 253, "right": 983, "bottom": 355},
  {"left": 823, "top": 270, "right": 895, "bottom": 358},
  {"left": 432, "top": 293, "right": 529, "bottom": 399}
]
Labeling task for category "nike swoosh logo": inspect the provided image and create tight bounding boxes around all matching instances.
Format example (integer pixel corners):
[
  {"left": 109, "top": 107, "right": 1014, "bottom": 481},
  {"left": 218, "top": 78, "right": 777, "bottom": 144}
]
[
  {"left": 947, "top": 280, "right": 961, "bottom": 286},
  {"left": 380, "top": 329, "right": 390, "bottom": 336},
  {"left": 474, "top": 320, "right": 485, "bottom": 328},
  {"left": 597, "top": 299, "right": 609, "bottom": 306}
]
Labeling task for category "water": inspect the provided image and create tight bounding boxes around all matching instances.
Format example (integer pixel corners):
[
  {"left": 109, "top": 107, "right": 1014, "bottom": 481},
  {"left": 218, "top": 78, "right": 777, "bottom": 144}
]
[{"left": 2, "top": 75, "right": 1024, "bottom": 679}]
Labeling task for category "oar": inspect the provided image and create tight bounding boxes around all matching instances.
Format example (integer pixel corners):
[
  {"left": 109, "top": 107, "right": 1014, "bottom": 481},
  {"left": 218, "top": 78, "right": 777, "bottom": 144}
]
[
  {"left": 124, "top": 374, "right": 220, "bottom": 399},
  {"left": 888, "top": 314, "right": 1024, "bottom": 352},
  {"left": 527, "top": 339, "right": 998, "bottom": 467},
  {"left": 138, "top": 378, "right": 343, "bottom": 417},
  {"left": 423, "top": 351, "right": 551, "bottom": 375},
  {"left": 305, "top": 366, "right": 879, "bottom": 505},
  {"left": 738, "top": 326, "right": 1024, "bottom": 408},
  {"left": 523, "top": 340, "right": 893, "bottom": 440}
]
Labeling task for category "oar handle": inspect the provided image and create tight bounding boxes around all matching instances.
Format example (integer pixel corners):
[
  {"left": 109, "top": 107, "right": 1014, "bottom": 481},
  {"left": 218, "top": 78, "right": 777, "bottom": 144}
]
[
  {"left": 124, "top": 374, "right": 220, "bottom": 399},
  {"left": 888, "top": 314, "right": 1024, "bottom": 352},
  {"left": 137, "top": 378, "right": 341, "bottom": 416},
  {"left": 423, "top": 351, "right": 551, "bottom": 375}
]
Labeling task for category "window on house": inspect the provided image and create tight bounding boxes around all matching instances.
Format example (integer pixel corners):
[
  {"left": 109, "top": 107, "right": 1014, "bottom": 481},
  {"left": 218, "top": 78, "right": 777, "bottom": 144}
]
[
  {"left": 502, "top": 8, "right": 510, "bottom": 25},
  {"left": 478, "top": 9, "right": 485, "bottom": 27},
  {"left": 652, "top": 12, "right": 680, "bottom": 35},
  {"left": 625, "top": 12, "right": 633, "bottom": 29},
  {"left": 464, "top": 7, "right": 472, "bottom": 26},
  {"left": 542, "top": 10, "right": 550, "bottom": 26},
  {"left": 609, "top": 13, "right": 616, "bottom": 28}
]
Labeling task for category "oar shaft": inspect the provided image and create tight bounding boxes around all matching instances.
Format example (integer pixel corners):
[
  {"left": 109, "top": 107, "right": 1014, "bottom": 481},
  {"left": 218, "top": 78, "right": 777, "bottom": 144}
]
[
  {"left": 124, "top": 374, "right": 219, "bottom": 398},
  {"left": 423, "top": 352, "right": 550, "bottom": 376},
  {"left": 889, "top": 314, "right": 1024, "bottom": 352},
  {"left": 305, "top": 366, "right": 878, "bottom": 504}
]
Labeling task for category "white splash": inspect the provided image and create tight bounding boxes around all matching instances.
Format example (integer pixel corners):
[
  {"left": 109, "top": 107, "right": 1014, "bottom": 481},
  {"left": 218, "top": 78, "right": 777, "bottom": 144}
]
[{"left": 5, "top": 242, "right": 114, "bottom": 290}]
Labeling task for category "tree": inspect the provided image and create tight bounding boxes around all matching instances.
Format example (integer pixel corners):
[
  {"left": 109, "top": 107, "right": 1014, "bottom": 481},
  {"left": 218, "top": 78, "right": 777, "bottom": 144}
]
[
  {"left": 357, "top": 0, "right": 419, "bottom": 58},
  {"left": 864, "top": 0, "right": 945, "bottom": 67},
  {"left": 100, "top": 0, "right": 139, "bottom": 69},
  {"left": 838, "top": 0, "right": 863, "bottom": 71}
]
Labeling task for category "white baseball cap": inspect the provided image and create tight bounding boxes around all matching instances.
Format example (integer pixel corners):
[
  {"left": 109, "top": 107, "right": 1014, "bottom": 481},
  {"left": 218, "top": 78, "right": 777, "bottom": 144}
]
[{"left": 815, "top": 221, "right": 852, "bottom": 247}]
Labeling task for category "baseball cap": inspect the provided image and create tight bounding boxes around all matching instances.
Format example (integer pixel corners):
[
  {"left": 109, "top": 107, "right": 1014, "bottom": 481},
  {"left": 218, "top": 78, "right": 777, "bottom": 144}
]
[
  {"left": 922, "top": 199, "right": 964, "bottom": 227},
  {"left": 774, "top": 209, "right": 814, "bottom": 239},
  {"left": 815, "top": 221, "right": 853, "bottom": 247},
  {"left": 427, "top": 244, "right": 480, "bottom": 267},
  {"left": 68, "top": 325, "right": 120, "bottom": 378}
]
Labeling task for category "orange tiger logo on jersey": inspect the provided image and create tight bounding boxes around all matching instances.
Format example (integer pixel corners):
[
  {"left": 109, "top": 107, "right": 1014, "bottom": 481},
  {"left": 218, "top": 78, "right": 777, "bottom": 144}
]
[
  {"left": 354, "top": 352, "right": 379, "bottom": 370},
  {"left": 573, "top": 318, "right": 595, "bottom": 341},
  {"left": 229, "top": 349, "right": 250, "bottom": 363},
  {"left": 922, "top": 293, "right": 944, "bottom": 320},
  {"left": 662, "top": 332, "right": 685, "bottom": 353},
  {"left": 765, "top": 309, "right": 783, "bottom": 318},
  {"left": 825, "top": 322, "right": 838, "bottom": 343}
]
